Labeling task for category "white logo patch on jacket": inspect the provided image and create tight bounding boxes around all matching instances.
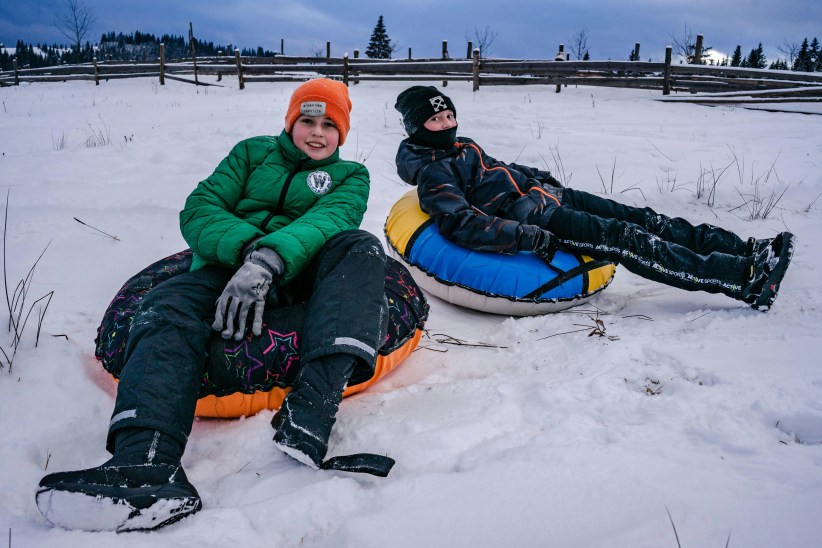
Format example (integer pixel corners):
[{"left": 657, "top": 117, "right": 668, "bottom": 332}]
[{"left": 306, "top": 170, "right": 333, "bottom": 195}]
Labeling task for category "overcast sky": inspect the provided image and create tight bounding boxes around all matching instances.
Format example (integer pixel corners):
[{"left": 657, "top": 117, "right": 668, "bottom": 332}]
[{"left": 1, "top": 0, "right": 820, "bottom": 63}]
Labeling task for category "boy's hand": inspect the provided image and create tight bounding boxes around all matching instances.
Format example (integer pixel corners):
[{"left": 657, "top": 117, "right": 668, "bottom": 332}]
[
  {"left": 540, "top": 175, "right": 564, "bottom": 189},
  {"left": 213, "top": 248, "right": 284, "bottom": 340},
  {"left": 533, "top": 230, "right": 559, "bottom": 264}
]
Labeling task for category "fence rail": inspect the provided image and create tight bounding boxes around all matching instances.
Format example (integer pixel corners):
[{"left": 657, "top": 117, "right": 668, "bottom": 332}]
[{"left": 3, "top": 49, "right": 822, "bottom": 99}]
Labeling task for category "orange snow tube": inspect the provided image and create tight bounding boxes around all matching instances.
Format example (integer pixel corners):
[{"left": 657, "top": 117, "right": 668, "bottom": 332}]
[
  {"left": 95, "top": 249, "right": 428, "bottom": 418},
  {"left": 193, "top": 329, "right": 422, "bottom": 418}
]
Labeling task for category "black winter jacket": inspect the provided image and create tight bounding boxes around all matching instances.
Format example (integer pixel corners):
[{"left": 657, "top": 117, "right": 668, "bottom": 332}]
[{"left": 395, "top": 137, "right": 563, "bottom": 254}]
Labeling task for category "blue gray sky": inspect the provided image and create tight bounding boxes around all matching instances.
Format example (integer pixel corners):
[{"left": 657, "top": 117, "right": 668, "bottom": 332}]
[{"left": 1, "top": 0, "right": 819, "bottom": 63}]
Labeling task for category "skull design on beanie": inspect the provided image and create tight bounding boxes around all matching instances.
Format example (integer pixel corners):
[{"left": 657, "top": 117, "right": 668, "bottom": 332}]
[{"left": 394, "top": 86, "right": 456, "bottom": 137}]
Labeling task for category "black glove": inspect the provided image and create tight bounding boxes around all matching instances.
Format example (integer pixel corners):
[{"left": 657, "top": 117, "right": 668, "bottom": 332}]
[
  {"left": 540, "top": 174, "right": 564, "bottom": 189},
  {"left": 213, "top": 248, "right": 284, "bottom": 340},
  {"left": 533, "top": 230, "right": 559, "bottom": 264}
]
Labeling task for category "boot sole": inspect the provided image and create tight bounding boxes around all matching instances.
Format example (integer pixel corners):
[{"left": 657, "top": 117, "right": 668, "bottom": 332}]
[
  {"left": 274, "top": 440, "right": 321, "bottom": 469},
  {"left": 36, "top": 485, "right": 201, "bottom": 532},
  {"left": 752, "top": 233, "right": 795, "bottom": 311}
]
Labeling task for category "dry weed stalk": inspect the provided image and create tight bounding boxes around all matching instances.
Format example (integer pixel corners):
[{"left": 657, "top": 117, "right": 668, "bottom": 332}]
[{"left": 1, "top": 190, "right": 54, "bottom": 373}]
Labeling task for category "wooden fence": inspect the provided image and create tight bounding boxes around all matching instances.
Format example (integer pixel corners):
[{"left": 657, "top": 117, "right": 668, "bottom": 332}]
[{"left": 3, "top": 45, "right": 822, "bottom": 100}]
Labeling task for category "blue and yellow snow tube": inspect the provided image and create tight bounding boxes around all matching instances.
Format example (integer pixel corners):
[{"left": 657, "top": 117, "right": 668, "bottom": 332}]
[{"left": 385, "top": 189, "right": 616, "bottom": 316}]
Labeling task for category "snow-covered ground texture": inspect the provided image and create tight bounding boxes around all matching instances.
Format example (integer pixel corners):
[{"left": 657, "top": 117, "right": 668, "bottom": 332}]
[{"left": 1, "top": 77, "right": 821, "bottom": 548}]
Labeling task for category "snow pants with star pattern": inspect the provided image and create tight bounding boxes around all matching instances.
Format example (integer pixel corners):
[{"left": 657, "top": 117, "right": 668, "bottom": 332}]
[{"left": 106, "top": 230, "right": 387, "bottom": 453}]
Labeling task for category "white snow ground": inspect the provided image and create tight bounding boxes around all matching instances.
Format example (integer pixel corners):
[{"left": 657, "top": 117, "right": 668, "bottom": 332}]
[{"left": 1, "top": 77, "right": 821, "bottom": 548}]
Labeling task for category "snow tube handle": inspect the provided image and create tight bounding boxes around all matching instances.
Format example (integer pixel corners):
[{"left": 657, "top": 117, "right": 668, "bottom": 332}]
[{"left": 321, "top": 453, "right": 396, "bottom": 477}]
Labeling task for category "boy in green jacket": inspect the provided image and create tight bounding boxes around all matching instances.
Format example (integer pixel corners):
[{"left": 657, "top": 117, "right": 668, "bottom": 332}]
[{"left": 36, "top": 79, "right": 390, "bottom": 532}]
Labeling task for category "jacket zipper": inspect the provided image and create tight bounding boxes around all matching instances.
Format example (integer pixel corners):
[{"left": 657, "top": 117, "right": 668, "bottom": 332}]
[{"left": 261, "top": 160, "right": 304, "bottom": 231}]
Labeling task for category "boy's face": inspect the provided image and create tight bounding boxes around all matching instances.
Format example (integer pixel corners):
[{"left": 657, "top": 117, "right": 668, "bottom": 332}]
[
  {"left": 290, "top": 114, "right": 340, "bottom": 160},
  {"left": 423, "top": 109, "right": 457, "bottom": 132}
]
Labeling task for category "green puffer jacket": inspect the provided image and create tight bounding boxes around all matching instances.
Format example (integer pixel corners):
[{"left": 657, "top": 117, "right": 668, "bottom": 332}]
[{"left": 180, "top": 130, "right": 369, "bottom": 284}]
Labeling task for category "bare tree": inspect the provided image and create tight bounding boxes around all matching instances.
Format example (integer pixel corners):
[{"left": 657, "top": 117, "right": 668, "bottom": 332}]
[
  {"left": 568, "top": 27, "right": 589, "bottom": 60},
  {"left": 309, "top": 44, "right": 325, "bottom": 58},
  {"left": 669, "top": 23, "right": 711, "bottom": 63},
  {"left": 389, "top": 41, "right": 402, "bottom": 58},
  {"left": 466, "top": 26, "right": 498, "bottom": 58},
  {"left": 55, "top": 0, "right": 97, "bottom": 64},
  {"left": 670, "top": 24, "right": 695, "bottom": 61},
  {"left": 777, "top": 40, "right": 800, "bottom": 67}
]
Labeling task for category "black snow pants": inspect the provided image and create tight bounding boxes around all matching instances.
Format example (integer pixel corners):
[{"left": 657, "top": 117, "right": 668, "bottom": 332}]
[
  {"left": 541, "top": 188, "right": 750, "bottom": 298},
  {"left": 106, "top": 229, "right": 387, "bottom": 453}
]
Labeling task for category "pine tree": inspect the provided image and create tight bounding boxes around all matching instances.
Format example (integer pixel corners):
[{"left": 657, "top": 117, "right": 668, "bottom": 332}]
[
  {"left": 793, "top": 38, "right": 811, "bottom": 71},
  {"left": 810, "top": 38, "right": 820, "bottom": 72},
  {"left": 745, "top": 43, "right": 766, "bottom": 69},
  {"left": 365, "top": 15, "right": 392, "bottom": 59},
  {"left": 730, "top": 45, "right": 742, "bottom": 67}
]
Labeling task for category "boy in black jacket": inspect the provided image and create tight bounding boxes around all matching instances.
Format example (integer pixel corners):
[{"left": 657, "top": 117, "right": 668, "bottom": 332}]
[{"left": 394, "top": 85, "right": 793, "bottom": 310}]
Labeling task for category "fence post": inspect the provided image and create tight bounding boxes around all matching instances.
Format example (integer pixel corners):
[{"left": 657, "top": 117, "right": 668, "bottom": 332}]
[
  {"left": 343, "top": 53, "right": 349, "bottom": 86},
  {"left": 159, "top": 43, "right": 165, "bottom": 85},
  {"left": 466, "top": 41, "right": 473, "bottom": 59},
  {"left": 189, "top": 22, "right": 199, "bottom": 86},
  {"left": 234, "top": 48, "right": 245, "bottom": 90},
  {"left": 442, "top": 40, "right": 448, "bottom": 87},
  {"left": 472, "top": 48, "right": 480, "bottom": 92},
  {"left": 663, "top": 45, "right": 672, "bottom": 95},
  {"left": 13, "top": 58, "right": 19, "bottom": 85},
  {"left": 555, "top": 43, "right": 565, "bottom": 93},
  {"left": 692, "top": 34, "right": 703, "bottom": 64},
  {"left": 326, "top": 41, "right": 331, "bottom": 58},
  {"left": 280, "top": 38, "right": 284, "bottom": 55},
  {"left": 352, "top": 49, "right": 360, "bottom": 85},
  {"left": 633, "top": 43, "right": 640, "bottom": 61},
  {"left": 408, "top": 47, "right": 412, "bottom": 60},
  {"left": 92, "top": 56, "right": 99, "bottom": 85}
]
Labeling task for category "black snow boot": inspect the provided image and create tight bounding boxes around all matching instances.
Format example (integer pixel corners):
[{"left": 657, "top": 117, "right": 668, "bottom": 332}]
[
  {"left": 741, "top": 231, "right": 795, "bottom": 311},
  {"left": 35, "top": 429, "right": 201, "bottom": 532},
  {"left": 745, "top": 236, "right": 771, "bottom": 257},
  {"left": 271, "top": 354, "right": 355, "bottom": 468}
]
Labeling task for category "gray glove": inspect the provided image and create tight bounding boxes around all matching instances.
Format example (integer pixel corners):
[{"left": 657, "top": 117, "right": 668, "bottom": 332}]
[
  {"left": 533, "top": 230, "right": 559, "bottom": 264},
  {"left": 213, "top": 248, "right": 284, "bottom": 340}
]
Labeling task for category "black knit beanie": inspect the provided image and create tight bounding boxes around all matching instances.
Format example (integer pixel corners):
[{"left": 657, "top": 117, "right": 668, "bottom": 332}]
[{"left": 394, "top": 86, "right": 457, "bottom": 136}]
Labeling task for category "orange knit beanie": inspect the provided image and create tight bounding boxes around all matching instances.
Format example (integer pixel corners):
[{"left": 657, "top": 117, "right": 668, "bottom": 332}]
[{"left": 284, "top": 78, "right": 352, "bottom": 145}]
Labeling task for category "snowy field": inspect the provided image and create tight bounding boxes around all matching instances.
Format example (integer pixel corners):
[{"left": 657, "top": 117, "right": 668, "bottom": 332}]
[{"left": 1, "top": 76, "right": 821, "bottom": 547}]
